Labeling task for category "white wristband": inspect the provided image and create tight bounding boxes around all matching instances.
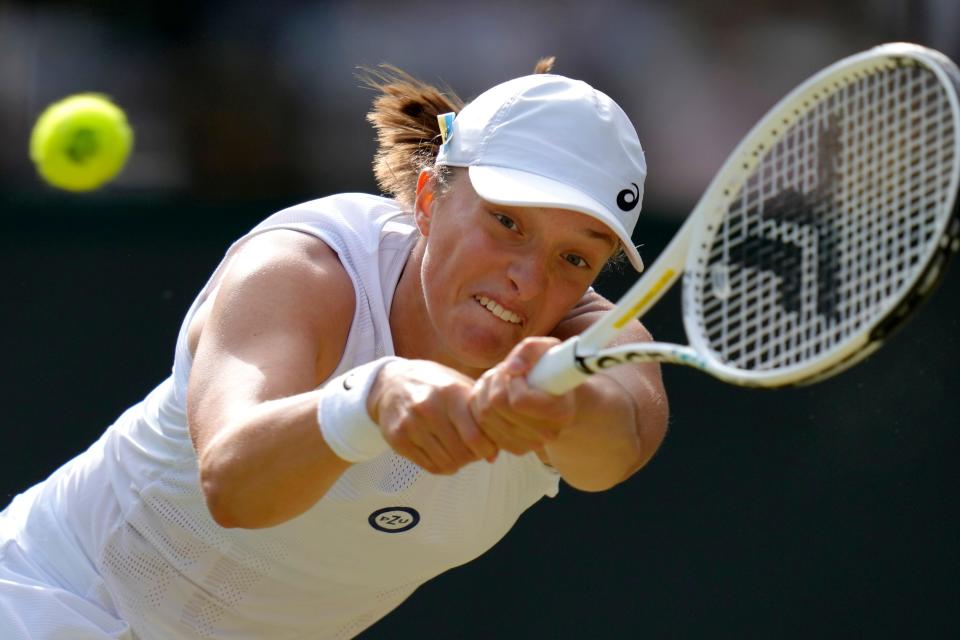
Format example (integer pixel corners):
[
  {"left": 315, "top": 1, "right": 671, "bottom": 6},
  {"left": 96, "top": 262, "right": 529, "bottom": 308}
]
[{"left": 317, "top": 357, "right": 400, "bottom": 463}]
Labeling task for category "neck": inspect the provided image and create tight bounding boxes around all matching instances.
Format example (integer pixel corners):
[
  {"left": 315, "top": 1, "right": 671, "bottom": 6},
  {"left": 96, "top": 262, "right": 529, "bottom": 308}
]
[{"left": 389, "top": 246, "right": 423, "bottom": 360}]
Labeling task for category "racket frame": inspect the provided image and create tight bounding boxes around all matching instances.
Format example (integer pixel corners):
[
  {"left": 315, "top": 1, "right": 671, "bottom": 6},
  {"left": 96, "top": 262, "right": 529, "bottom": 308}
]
[{"left": 529, "top": 43, "right": 960, "bottom": 394}]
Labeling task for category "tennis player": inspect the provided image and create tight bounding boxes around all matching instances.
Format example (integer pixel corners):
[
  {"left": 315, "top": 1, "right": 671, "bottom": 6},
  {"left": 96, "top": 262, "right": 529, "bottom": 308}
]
[{"left": 0, "top": 59, "right": 668, "bottom": 638}]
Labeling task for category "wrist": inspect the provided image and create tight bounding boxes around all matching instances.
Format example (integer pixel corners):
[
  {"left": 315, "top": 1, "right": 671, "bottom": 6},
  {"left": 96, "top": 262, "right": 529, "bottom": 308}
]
[{"left": 317, "top": 356, "right": 402, "bottom": 463}]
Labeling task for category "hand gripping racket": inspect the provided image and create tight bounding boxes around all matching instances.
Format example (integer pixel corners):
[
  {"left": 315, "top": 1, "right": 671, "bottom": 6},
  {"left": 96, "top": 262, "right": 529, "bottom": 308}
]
[{"left": 529, "top": 43, "right": 960, "bottom": 394}]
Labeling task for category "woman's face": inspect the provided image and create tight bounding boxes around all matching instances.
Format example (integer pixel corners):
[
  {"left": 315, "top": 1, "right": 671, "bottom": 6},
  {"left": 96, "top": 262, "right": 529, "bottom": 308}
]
[{"left": 415, "top": 169, "right": 618, "bottom": 371}]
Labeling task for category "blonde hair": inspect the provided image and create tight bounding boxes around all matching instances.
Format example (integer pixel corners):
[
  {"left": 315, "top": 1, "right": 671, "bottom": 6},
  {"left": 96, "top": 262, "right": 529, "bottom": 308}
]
[{"left": 362, "top": 57, "right": 556, "bottom": 208}]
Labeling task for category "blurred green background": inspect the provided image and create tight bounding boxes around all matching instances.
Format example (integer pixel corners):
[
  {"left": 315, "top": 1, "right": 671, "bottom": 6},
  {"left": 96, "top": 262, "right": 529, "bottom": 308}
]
[{"left": 2, "top": 1, "right": 958, "bottom": 637}]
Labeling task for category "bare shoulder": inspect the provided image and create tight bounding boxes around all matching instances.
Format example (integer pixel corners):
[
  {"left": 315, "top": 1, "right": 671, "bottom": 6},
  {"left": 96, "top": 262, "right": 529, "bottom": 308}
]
[
  {"left": 219, "top": 229, "right": 352, "bottom": 291},
  {"left": 188, "top": 229, "right": 355, "bottom": 374},
  {"left": 550, "top": 289, "right": 652, "bottom": 342},
  {"left": 567, "top": 288, "right": 616, "bottom": 314}
]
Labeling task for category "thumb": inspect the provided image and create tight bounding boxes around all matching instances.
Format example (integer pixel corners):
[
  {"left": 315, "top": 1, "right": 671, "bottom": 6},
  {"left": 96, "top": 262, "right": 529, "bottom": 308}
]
[{"left": 502, "top": 337, "right": 561, "bottom": 376}]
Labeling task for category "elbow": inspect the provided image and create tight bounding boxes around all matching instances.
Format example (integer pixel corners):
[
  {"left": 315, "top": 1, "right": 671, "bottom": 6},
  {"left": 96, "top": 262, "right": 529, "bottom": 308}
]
[
  {"left": 564, "top": 475, "right": 624, "bottom": 493},
  {"left": 204, "top": 496, "right": 242, "bottom": 529},
  {"left": 563, "top": 445, "right": 653, "bottom": 492},
  {"left": 596, "top": 401, "right": 670, "bottom": 491},
  {"left": 199, "top": 463, "right": 244, "bottom": 529},
  {"left": 198, "top": 452, "right": 265, "bottom": 529},
  {"left": 558, "top": 386, "right": 670, "bottom": 493},
  {"left": 625, "top": 399, "right": 670, "bottom": 479},
  {"left": 630, "top": 371, "right": 670, "bottom": 464}
]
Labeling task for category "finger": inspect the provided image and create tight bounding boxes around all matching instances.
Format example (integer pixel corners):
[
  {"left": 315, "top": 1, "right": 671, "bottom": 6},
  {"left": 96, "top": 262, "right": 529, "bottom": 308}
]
[
  {"left": 399, "top": 422, "right": 460, "bottom": 474},
  {"left": 506, "top": 375, "right": 574, "bottom": 428},
  {"left": 487, "top": 402, "right": 559, "bottom": 446},
  {"left": 476, "top": 370, "right": 560, "bottom": 444},
  {"left": 476, "top": 409, "right": 546, "bottom": 455},
  {"left": 430, "top": 420, "right": 482, "bottom": 469},
  {"left": 448, "top": 402, "right": 499, "bottom": 462},
  {"left": 500, "top": 336, "right": 562, "bottom": 376},
  {"left": 470, "top": 370, "right": 556, "bottom": 453},
  {"left": 389, "top": 438, "right": 441, "bottom": 475}
]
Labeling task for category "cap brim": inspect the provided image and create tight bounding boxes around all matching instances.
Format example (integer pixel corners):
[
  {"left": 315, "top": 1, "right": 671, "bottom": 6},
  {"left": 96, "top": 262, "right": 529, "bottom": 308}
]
[{"left": 467, "top": 165, "right": 644, "bottom": 271}]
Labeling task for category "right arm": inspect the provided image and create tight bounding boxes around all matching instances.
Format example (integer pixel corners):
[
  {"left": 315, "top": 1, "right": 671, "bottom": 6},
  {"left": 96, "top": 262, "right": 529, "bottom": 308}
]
[
  {"left": 188, "top": 230, "right": 493, "bottom": 530},
  {"left": 188, "top": 230, "right": 357, "bottom": 529}
]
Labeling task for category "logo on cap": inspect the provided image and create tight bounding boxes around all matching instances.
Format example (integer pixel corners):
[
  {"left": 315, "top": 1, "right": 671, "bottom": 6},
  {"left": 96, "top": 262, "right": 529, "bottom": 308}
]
[
  {"left": 438, "top": 112, "right": 456, "bottom": 146},
  {"left": 617, "top": 183, "right": 640, "bottom": 212}
]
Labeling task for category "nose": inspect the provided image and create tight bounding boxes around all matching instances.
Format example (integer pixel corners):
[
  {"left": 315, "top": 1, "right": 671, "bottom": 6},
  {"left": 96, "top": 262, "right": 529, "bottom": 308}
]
[{"left": 506, "top": 250, "right": 549, "bottom": 301}]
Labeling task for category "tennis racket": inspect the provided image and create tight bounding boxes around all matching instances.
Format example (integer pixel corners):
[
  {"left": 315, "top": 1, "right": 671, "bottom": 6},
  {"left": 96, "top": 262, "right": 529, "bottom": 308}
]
[{"left": 529, "top": 42, "right": 960, "bottom": 394}]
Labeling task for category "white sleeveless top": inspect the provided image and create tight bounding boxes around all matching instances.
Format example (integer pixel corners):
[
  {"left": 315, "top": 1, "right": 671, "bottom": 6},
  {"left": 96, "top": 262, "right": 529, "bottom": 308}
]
[{"left": 2, "top": 193, "right": 559, "bottom": 639}]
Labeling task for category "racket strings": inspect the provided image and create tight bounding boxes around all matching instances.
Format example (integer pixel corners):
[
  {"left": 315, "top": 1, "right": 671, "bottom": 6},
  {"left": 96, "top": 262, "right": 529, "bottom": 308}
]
[{"left": 693, "top": 62, "right": 956, "bottom": 372}]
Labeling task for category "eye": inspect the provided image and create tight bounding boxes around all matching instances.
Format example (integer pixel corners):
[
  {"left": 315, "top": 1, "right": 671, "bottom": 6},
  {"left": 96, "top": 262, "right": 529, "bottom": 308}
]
[
  {"left": 493, "top": 213, "right": 519, "bottom": 231},
  {"left": 563, "top": 253, "right": 590, "bottom": 269}
]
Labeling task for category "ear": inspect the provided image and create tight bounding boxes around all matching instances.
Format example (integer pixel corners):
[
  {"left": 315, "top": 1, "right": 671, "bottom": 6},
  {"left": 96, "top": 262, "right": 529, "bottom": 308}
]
[{"left": 413, "top": 169, "right": 436, "bottom": 236}]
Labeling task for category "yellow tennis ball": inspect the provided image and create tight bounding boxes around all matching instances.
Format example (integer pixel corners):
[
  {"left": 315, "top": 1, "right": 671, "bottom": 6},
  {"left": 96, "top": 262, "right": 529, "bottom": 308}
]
[{"left": 29, "top": 93, "right": 133, "bottom": 192}]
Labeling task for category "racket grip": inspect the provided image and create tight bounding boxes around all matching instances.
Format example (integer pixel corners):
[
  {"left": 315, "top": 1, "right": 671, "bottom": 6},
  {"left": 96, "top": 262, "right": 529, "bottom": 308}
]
[{"left": 527, "top": 338, "right": 593, "bottom": 395}]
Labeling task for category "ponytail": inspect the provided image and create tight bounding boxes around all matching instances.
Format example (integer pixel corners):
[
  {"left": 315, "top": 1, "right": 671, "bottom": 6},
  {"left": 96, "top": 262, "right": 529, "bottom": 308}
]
[
  {"left": 362, "top": 66, "right": 464, "bottom": 208},
  {"left": 362, "top": 57, "right": 557, "bottom": 207}
]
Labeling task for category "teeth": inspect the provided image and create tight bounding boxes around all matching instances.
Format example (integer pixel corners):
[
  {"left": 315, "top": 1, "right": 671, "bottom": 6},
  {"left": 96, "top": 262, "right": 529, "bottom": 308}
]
[{"left": 475, "top": 296, "right": 521, "bottom": 324}]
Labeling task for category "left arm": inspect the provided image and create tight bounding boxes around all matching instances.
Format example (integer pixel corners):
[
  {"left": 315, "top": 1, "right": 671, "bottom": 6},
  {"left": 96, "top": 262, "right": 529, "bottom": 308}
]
[
  {"left": 470, "top": 291, "right": 669, "bottom": 491},
  {"left": 545, "top": 290, "right": 668, "bottom": 490}
]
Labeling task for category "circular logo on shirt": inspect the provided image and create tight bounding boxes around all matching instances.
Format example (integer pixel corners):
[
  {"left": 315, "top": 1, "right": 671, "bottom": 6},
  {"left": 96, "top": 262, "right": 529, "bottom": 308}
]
[{"left": 369, "top": 507, "right": 420, "bottom": 533}]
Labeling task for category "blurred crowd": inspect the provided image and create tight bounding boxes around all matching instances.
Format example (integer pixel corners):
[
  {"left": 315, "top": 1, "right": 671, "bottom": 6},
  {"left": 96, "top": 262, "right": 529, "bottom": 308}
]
[{"left": 2, "top": 0, "right": 958, "bottom": 214}]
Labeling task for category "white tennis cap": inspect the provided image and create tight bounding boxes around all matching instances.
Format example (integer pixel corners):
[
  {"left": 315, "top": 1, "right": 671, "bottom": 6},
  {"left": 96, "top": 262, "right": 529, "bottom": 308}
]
[{"left": 435, "top": 73, "right": 646, "bottom": 271}]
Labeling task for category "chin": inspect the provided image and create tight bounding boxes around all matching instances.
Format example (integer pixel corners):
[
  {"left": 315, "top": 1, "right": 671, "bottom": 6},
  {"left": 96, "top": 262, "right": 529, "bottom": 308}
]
[
  {"left": 457, "top": 345, "right": 510, "bottom": 371},
  {"left": 443, "top": 304, "right": 527, "bottom": 370},
  {"left": 454, "top": 331, "right": 517, "bottom": 370}
]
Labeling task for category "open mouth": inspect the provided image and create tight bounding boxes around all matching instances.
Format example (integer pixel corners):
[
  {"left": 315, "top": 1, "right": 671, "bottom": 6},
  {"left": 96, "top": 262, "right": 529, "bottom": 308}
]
[{"left": 474, "top": 295, "right": 522, "bottom": 325}]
